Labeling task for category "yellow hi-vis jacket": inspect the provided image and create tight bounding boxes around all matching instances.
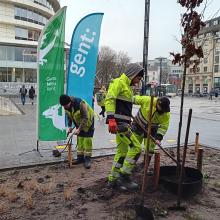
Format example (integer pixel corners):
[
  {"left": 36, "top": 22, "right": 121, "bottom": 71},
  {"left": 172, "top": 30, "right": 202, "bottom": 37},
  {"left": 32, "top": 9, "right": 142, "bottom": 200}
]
[
  {"left": 105, "top": 73, "right": 133, "bottom": 122},
  {"left": 133, "top": 96, "right": 170, "bottom": 139},
  {"left": 65, "top": 97, "right": 94, "bottom": 133}
]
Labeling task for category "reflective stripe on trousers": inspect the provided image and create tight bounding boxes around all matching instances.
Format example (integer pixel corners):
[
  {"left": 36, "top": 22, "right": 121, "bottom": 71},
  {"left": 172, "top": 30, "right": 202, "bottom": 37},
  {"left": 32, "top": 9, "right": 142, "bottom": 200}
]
[{"left": 108, "top": 127, "right": 141, "bottom": 182}]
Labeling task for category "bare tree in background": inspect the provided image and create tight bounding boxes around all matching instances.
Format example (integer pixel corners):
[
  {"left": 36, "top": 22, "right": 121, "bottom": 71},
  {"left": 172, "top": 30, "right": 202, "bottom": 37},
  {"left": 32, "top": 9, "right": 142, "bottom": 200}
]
[{"left": 95, "top": 46, "right": 131, "bottom": 88}]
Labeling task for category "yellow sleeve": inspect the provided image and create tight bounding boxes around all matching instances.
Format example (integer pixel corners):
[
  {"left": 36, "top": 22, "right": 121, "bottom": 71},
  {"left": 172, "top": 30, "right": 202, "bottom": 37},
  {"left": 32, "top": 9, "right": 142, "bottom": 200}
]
[{"left": 105, "top": 79, "right": 122, "bottom": 114}]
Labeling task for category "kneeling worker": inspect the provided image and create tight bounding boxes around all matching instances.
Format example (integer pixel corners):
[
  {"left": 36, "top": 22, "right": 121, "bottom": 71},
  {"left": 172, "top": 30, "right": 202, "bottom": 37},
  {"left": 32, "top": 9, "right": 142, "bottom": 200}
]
[
  {"left": 59, "top": 95, "right": 94, "bottom": 169},
  {"left": 132, "top": 96, "right": 170, "bottom": 165}
]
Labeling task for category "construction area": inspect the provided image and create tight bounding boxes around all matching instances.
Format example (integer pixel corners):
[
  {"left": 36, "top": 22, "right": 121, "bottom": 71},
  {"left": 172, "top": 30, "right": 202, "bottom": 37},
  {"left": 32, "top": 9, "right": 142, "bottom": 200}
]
[{"left": 0, "top": 96, "right": 220, "bottom": 220}]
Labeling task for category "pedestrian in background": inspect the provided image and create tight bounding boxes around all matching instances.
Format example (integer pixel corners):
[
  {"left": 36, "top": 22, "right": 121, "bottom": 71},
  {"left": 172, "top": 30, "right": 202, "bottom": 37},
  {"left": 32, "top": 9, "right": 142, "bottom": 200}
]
[
  {"left": 19, "top": 85, "right": 27, "bottom": 105},
  {"left": 209, "top": 88, "right": 214, "bottom": 100},
  {"left": 96, "top": 86, "right": 107, "bottom": 117},
  {"left": 29, "top": 86, "right": 35, "bottom": 105}
]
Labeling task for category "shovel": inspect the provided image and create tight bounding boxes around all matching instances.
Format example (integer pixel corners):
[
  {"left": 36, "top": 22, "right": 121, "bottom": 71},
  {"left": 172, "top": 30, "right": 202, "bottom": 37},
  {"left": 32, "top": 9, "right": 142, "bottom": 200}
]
[{"left": 52, "top": 130, "right": 75, "bottom": 167}]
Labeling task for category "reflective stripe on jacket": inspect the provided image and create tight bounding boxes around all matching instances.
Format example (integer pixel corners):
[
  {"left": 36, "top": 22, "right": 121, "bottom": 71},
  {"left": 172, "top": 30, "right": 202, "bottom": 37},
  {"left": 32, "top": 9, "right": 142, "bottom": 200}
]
[
  {"left": 133, "top": 96, "right": 170, "bottom": 137},
  {"left": 65, "top": 98, "right": 94, "bottom": 132},
  {"left": 105, "top": 73, "right": 133, "bottom": 122}
]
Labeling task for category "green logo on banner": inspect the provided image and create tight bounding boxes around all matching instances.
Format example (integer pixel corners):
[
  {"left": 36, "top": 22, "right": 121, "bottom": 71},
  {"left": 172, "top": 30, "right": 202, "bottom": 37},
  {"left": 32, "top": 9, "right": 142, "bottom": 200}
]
[{"left": 38, "top": 7, "right": 67, "bottom": 141}]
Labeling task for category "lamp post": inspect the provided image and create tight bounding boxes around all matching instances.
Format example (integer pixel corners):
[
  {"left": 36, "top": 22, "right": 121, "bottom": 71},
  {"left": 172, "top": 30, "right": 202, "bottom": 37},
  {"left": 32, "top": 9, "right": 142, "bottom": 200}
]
[
  {"left": 142, "top": 0, "right": 150, "bottom": 94},
  {"left": 156, "top": 57, "right": 166, "bottom": 96}
]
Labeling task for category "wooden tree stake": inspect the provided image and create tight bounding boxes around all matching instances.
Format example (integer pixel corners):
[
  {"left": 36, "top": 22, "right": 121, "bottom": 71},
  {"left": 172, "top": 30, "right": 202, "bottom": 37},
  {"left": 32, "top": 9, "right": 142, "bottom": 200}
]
[
  {"left": 197, "top": 148, "right": 203, "bottom": 172},
  {"left": 195, "top": 132, "right": 199, "bottom": 153},
  {"left": 153, "top": 152, "right": 160, "bottom": 190}
]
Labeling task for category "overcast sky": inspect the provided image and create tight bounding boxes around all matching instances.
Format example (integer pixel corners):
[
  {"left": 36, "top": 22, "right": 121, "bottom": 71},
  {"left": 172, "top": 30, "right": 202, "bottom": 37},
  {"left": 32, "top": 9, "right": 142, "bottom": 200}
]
[{"left": 60, "top": 0, "right": 220, "bottom": 62}]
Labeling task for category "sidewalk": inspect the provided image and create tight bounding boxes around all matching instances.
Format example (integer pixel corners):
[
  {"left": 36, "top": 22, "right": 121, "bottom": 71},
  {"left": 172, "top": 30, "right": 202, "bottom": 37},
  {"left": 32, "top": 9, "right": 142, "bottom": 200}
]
[
  {"left": 0, "top": 98, "right": 115, "bottom": 170},
  {"left": 0, "top": 96, "right": 220, "bottom": 170}
]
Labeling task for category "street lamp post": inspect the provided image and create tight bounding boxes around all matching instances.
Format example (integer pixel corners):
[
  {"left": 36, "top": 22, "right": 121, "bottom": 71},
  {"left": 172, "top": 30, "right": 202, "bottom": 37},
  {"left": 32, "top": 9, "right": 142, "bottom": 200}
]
[
  {"left": 156, "top": 57, "right": 166, "bottom": 97},
  {"left": 142, "top": 0, "right": 150, "bottom": 94}
]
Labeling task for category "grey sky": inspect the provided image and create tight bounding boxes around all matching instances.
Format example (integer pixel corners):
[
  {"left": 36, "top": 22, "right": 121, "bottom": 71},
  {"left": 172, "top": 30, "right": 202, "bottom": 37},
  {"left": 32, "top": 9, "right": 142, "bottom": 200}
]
[{"left": 60, "top": 0, "right": 220, "bottom": 62}]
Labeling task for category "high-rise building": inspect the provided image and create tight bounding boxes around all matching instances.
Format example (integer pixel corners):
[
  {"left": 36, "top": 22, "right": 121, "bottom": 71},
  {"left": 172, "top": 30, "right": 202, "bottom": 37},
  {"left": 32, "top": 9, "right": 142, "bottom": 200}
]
[
  {"left": 185, "top": 16, "right": 220, "bottom": 95},
  {"left": 0, "top": 0, "right": 60, "bottom": 92}
]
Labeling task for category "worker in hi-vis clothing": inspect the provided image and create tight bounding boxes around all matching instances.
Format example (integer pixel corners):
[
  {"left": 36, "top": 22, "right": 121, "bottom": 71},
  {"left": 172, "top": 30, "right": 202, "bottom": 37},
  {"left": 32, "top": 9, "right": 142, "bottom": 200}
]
[
  {"left": 97, "top": 85, "right": 107, "bottom": 117},
  {"left": 59, "top": 95, "right": 94, "bottom": 169},
  {"left": 132, "top": 95, "right": 170, "bottom": 165},
  {"left": 105, "top": 63, "right": 144, "bottom": 191}
]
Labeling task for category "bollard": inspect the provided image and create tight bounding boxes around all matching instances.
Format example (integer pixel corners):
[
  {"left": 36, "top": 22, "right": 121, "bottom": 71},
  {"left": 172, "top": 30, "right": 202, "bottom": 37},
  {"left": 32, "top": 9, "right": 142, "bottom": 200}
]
[
  {"left": 195, "top": 132, "right": 199, "bottom": 153},
  {"left": 68, "top": 144, "right": 72, "bottom": 168},
  {"left": 197, "top": 148, "right": 203, "bottom": 172},
  {"left": 153, "top": 152, "right": 160, "bottom": 190}
]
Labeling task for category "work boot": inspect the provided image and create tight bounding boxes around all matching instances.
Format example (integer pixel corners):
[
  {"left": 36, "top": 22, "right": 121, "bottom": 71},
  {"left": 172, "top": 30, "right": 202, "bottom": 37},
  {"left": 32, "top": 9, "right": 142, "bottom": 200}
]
[
  {"left": 107, "top": 180, "right": 117, "bottom": 189},
  {"left": 84, "top": 156, "right": 91, "bottom": 169},
  {"left": 72, "top": 155, "right": 84, "bottom": 165},
  {"left": 117, "top": 174, "right": 139, "bottom": 191}
]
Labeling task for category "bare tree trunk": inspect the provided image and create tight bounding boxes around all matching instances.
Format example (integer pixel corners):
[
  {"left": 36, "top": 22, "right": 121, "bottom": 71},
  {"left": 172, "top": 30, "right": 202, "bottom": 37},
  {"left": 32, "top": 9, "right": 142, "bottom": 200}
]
[{"left": 177, "top": 58, "right": 187, "bottom": 174}]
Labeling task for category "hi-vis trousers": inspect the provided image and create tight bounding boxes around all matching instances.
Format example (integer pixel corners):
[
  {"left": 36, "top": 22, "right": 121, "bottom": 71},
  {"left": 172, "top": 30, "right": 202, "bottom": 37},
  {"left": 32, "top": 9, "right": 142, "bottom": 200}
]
[{"left": 108, "top": 123, "right": 142, "bottom": 182}]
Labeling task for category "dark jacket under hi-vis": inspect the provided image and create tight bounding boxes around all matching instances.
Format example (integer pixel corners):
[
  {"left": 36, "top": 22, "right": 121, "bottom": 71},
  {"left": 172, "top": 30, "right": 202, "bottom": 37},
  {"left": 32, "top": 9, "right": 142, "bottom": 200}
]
[
  {"left": 65, "top": 97, "right": 94, "bottom": 132},
  {"left": 133, "top": 96, "right": 170, "bottom": 140},
  {"left": 105, "top": 63, "right": 144, "bottom": 123}
]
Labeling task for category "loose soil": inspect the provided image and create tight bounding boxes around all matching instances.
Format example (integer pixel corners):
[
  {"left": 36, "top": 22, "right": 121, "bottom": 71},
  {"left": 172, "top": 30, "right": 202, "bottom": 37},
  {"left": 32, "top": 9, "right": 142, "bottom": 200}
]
[{"left": 0, "top": 145, "right": 220, "bottom": 220}]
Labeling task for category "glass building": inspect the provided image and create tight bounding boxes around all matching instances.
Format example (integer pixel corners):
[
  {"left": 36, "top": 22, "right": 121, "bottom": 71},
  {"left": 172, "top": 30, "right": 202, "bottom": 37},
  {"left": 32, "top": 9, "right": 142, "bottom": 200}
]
[{"left": 0, "top": 0, "right": 60, "bottom": 92}]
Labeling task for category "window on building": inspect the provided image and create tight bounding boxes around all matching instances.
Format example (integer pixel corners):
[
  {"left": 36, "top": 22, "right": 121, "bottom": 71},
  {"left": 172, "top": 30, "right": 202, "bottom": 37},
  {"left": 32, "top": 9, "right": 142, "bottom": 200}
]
[
  {"left": 0, "top": 46, "right": 7, "bottom": 60},
  {"left": 15, "top": 27, "right": 28, "bottom": 40},
  {"left": 15, "top": 26, "right": 40, "bottom": 42},
  {"left": 21, "top": 8, "right": 27, "bottom": 21},
  {"left": 204, "top": 67, "right": 208, "bottom": 72},
  {"left": 214, "top": 65, "right": 219, "bottom": 73},
  {"left": 215, "top": 49, "right": 220, "bottom": 56},
  {"left": 0, "top": 68, "right": 8, "bottom": 82},
  {"left": 215, "top": 56, "right": 219, "bottom": 64},
  {"left": 204, "top": 58, "right": 208, "bottom": 64},
  {"left": 214, "top": 77, "right": 220, "bottom": 88},
  {"left": 15, "top": 7, "right": 49, "bottom": 26},
  {"left": 213, "top": 20, "right": 218, "bottom": 25},
  {"left": 27, "top": 9, "right": 33, "bottom": 22}
]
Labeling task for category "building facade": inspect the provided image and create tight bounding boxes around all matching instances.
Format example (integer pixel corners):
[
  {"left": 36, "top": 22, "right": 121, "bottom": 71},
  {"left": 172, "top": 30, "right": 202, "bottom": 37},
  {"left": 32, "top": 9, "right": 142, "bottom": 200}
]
[
  {"left": 148, "top": 58, "right": 182, "bottom": 86},
  {"left": 185, "top": 16, "right": 220, "bottom": 95},
  {"left": 169, "top": 64, "right": 182, "bottom": 89},
  {"left": 0, "top": 0, "right": 60, "bottom": 93}
]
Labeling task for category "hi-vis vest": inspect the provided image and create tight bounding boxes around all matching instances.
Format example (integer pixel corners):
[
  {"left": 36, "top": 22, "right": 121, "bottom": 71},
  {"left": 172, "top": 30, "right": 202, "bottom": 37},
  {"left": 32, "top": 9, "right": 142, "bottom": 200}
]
[
  {"left": 105, "top": 73, "right": 133, "bottom": 122},
  {"left": 133, "top": 96, "right": 170, "bottom": 137},
  {"left": 65, "top": 98, "right": 94, "bottom": 132}
]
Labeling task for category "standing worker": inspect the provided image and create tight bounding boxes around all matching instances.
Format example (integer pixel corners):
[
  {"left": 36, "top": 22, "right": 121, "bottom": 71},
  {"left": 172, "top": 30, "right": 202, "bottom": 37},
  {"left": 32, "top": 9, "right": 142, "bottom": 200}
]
[
  {"left": 59, "top": 95, "right": 94, "bottom": 169},
  {"left": 96, "top": 86, "right": 107, "bottom": 117},
  {"left": 132, "top": 96, "right": 170, "bottom": 166},
  {"left": 105, "top": 63, "right": 144, "bottom": 191}
]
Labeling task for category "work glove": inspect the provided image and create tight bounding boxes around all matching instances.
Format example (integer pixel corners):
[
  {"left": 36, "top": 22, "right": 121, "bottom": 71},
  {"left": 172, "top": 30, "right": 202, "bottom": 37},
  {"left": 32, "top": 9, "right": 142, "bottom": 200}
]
[{"left": 108, "top": 118, "right": 118, "bottom": 134}]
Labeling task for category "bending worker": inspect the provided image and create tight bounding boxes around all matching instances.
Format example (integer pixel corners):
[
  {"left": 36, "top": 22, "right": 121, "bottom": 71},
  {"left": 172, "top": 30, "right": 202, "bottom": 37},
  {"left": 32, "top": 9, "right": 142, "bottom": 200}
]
[
  {"left": 132, "top": 95, "right": 170, "bottom": 165},
  {"left": 105, "top": 63, "right": 144, "bottom": 191},
  {"left": 59, "top": 95, "right": 94, "bottom": 169}
]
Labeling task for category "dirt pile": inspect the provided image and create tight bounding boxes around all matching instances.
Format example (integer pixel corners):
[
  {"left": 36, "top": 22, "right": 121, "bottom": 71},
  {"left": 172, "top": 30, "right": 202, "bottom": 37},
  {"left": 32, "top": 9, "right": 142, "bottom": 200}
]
[{"left": 0, "top": 146, "right": 220, "bottom": 220}]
